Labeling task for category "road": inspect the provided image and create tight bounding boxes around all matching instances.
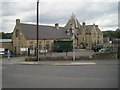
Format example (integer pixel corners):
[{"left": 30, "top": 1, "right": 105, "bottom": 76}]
[{"left": 2, "top": 59, "right": 118, "bottom": 88}]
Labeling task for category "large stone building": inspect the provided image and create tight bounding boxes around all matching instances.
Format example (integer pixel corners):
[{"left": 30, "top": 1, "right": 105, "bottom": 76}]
[{"left": 12, "top": 15, "right": 103, "bottom": 55}]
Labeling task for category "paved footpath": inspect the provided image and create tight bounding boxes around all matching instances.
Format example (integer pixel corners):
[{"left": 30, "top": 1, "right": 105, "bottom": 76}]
[
  {"left": 1, "top": 56, "right": 118, "bottom": 66},
  {"left": 2, "top": 56, "right": 25, "bottom": 64}
]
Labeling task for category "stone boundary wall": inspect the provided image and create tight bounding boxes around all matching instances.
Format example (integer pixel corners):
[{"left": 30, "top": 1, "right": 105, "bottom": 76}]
[
  {"left": 25, "top": 52, "right": 117, "bottom": 61},
  {"left": 92, "top": 52, "right": 117, "bottom": 60}
]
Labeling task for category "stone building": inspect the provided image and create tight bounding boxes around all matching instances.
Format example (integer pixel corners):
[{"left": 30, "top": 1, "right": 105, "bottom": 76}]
[
  {"left": 12, "top": 14, "right": 103, "bottom": 55},
  {"left": 0, "top": 39, "right": 13, "bottom": 52},
  {"left": 65, "top": 15, "right": 103, "bottom": 49}
]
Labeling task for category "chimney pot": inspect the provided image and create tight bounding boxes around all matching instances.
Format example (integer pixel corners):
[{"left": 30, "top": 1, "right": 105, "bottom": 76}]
[
  {"left": 16, "top": 19, "right": 20, "bottom": 25},
  {"left": 82, "top": 22, "right": 86, "bottom": 25},
  {"left": 55, "top": 23, "right": 59, "bottom": 29}
]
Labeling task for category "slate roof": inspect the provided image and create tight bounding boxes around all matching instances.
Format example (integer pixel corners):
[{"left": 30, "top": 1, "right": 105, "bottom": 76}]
[
  {"left": 65, "top": 15, "right": 81, "bottom": 29},
  {"left": 86, "top": 25, "right": 103, "bottom": 35},
  {"left": 64, "top": 14, "right": 102, "bottom": 35},
  {"left": 20, "top": 23, "right": 72, "bottom": 40},
  {"left": 86, "top": 25, "right": 93, "bottom": 34},
  {"left": 96, "top": 27, "right": 103, "bottom": 35}
]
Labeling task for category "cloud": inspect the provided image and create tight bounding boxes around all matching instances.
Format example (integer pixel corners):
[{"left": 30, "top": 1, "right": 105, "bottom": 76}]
[
  {"left": 40, "top": 2, "right": 118, "bottom": 30},
  {"left": 1, "top": 1, "right": 119, "bottom": 33},
  {"left": 2, "top": 0, "right": 120, "bottom": 2}
]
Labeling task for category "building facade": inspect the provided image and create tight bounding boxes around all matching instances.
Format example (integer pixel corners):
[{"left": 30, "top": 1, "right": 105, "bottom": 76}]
[
  {"left": 0, "top": 39, "right": 13, "bottom": 53},
  {"left": 12, "top": 15, "right": 103, "bottom": 55}
]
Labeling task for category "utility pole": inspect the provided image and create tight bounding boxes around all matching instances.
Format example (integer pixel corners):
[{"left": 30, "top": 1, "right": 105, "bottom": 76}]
[
  {"left": 36, "top": 0, "right": 39, "bottom": 63},
  {"left": 72, "top": 29, "right": 75, "bottom": 61}
]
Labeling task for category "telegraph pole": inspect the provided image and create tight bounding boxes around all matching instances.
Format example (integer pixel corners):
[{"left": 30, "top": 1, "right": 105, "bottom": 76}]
[
  {"left": 72, "top": 29, "right": 75, "bottom": 61},
  {"left": 36, "top": 0, "right": 39, "bottom": 63}
]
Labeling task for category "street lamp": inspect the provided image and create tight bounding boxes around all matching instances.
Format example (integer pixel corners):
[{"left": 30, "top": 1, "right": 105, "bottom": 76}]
[{"left": 36, "top": 0, "right": 39, "bottom": 63}]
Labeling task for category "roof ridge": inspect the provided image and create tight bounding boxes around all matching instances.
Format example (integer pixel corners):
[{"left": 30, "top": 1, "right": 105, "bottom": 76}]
[{"left": 20, "top": 23, "right": 64, "bottom": 28}]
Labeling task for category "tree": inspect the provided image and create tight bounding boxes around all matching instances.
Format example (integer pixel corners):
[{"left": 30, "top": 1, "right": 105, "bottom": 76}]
[
  {"left": 0, "top": 32, "right": 13, "bottom": 39},
  {"left": 103, "top": 31, "right": 120, "bottom": 40}
]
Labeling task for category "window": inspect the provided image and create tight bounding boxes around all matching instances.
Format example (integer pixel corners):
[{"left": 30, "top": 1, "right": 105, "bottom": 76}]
[
  {"left": 46, "top": 41, "right": 50, "bottom": 49},
  {"left": 39, "top": 42, "right": 42, "bottom": 49},
  {"left": 29, "top": 42, "right": 34, "bottom": 49},
  {"left": 97, "top": 41, "right": 99, "bottom": 44},
  {"left": 83, "top": 37, "right": 84, "bottom": 40},
  {"left": 94, "top": 33, "right": 95, "bottom": 38}
]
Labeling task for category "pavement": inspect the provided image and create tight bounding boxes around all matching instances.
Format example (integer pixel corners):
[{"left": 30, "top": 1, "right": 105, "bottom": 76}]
[
  {"left": 1, "top": 56, "right": 118, "bottom": 66},
  {"left": 19, "top": 61, "right": 97, "bottom": 66}
]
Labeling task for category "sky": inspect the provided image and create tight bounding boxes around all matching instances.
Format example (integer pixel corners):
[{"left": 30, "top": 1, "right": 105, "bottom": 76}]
[{"left": 1, "top": 0, "right": 119, "bottom": 33}]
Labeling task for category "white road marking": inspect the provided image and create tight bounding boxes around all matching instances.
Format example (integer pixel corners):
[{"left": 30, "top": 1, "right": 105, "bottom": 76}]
[
  {"left": 71, "top": 62, "right": 96, "bottom": 65},
  {"left": 54, "top": 62, "right": 96, "bottom": 66},
  {"left": 0, "top": 67, "right": 6, "bottom": 69},
  {"left": 20, "top": 62, "right": 38, "bottom": 64}
]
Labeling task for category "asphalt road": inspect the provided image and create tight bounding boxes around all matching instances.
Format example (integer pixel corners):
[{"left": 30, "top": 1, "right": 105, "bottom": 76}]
[{"left": 2, "top": 60, "right": 118, "bottom": 88}]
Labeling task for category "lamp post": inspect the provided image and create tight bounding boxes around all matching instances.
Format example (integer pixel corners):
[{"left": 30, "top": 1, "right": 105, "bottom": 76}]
[{"left": 36, "top": 0, "right": 39, "bottom": 63}]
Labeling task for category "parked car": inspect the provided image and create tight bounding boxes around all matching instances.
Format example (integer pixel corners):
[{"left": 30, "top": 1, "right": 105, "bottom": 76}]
[
  {"left": 99, "top": 47, "right": 111, "bottom": 53},
  {"left": 92, "top": 44, "right": 103, "bottom": 52},
  {"left": 99, "top": 48, "right": 107, "bottom": 53}
]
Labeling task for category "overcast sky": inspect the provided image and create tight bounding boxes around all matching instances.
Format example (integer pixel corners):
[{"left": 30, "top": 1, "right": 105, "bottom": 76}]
[{"left": 1, "top": 0, "right": 119, "bottom": 33}]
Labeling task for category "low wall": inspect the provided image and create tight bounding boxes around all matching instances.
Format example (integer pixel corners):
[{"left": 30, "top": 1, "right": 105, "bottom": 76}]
[
  {"left": 92, "top": 52, "right": 117, "bottom": 60},
  {"left": 25, "top": 56, "right": 92, "bottom": 61}
]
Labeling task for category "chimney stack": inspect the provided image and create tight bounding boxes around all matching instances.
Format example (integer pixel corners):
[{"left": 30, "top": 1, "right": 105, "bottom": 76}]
[
  {"left": 55, "top": 23, "right": 59, "bottom": 29},
  {"left": 82, "top": 22, "right": 86, "bottom": 26},
  {"left": 93, "top": 23, "right": 95, "bottom": 26},
  {"left": 16, "top": 19, "right": 20, "bottom": 25}
]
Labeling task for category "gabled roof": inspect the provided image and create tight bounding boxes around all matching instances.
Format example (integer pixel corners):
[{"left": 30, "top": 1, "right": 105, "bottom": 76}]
[
  {"left": 96, "top": 27, "right": 103, "bottom": 35},
  {"left": 20, "top": 23, "right": 72, "bottom": 40},
  {"left": 65, "top": 14, "right": 81, "bottom": 29}
]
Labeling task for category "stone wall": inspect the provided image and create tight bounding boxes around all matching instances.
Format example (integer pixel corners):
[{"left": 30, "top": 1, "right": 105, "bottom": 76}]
[
  {"left": 0, "top": 42, "right": 13, "bottom": 51},
  {"left": 92, "top": 52, "right": 117, "bottom": 60}
]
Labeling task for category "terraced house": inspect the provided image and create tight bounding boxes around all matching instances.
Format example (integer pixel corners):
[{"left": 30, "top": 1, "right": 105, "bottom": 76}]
[{"left": 12, "top": 14, "right": 103, "bottom": 55}]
